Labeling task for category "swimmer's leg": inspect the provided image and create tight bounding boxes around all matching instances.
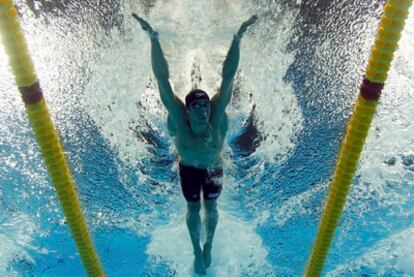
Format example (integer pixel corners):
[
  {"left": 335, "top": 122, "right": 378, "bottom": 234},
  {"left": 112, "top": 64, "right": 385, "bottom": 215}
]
[
  {"left": 186, "top": 201, "right": 206, "bottom": 275},
  {"left": 203, "top": 198, "right": 219, "bottom": 268}
]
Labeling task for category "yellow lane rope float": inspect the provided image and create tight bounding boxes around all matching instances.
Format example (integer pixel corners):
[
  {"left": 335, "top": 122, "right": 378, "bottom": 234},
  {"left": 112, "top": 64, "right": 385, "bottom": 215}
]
[
  {"left": 0, "top": 1, "right": 105, "bottom": 276},
  {"left": 304, "top": 0, "right": 413, "bottom": 276}
]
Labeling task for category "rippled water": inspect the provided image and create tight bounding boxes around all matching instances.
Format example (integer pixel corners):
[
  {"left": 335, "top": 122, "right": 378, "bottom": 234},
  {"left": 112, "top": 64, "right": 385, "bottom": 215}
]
[{"left": 1, "top": 0, "right": 413, "bottom": 276}]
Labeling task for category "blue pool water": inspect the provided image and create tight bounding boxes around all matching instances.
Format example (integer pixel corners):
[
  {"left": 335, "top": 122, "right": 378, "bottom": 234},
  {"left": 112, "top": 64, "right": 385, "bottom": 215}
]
[{"left": 1, "top": 0, "right": 414, "bottom": 276}]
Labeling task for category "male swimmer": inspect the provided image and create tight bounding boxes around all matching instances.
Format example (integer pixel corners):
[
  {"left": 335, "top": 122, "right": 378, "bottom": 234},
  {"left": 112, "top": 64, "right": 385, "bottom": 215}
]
[{"left": 132, "top": 13, "right": 257, "bottom": 275}]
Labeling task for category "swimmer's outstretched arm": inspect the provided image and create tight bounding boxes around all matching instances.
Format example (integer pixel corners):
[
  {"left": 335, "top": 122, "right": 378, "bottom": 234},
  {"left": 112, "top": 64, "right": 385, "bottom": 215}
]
[
  {"left": 132, "top": 13, "right": 185, "bottom": 118},
  {"left": 132, "top": 13, "right": 168, "bottom": 79},
  {"left": 213, "top": 15, "right": 258, "bottom": 112}
]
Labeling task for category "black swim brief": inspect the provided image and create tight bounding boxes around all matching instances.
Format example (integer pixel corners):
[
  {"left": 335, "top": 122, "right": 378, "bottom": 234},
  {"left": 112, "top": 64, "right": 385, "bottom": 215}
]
[{"left": 179, "top": 163, "right": 223, "bottom": 202}]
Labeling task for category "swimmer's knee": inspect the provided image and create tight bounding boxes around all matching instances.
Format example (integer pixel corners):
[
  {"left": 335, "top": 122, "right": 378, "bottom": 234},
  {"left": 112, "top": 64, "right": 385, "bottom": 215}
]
[
  {"left": 204, "top": 199, "right": 217, "bottom": 212},
  {"left": 187, "top": 201, "right": 201, "bottom": 213}
]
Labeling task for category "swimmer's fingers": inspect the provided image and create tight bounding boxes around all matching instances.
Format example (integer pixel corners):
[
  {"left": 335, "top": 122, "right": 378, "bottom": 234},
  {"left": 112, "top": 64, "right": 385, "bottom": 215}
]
[
  {"left": 132, "top": 13, "right": 150, "bottom": 30},
  {"left": 239, "top": 15, "right": 258, "bottom": 32},
  {"left": 132, "top": 13, "right": 158, "bottom": 38},
  {"left": 242, "top": 15, "right": 258, "bottom": 28},
  {"left": 236, "top": 15, "right": 258, "bottom": 39}
]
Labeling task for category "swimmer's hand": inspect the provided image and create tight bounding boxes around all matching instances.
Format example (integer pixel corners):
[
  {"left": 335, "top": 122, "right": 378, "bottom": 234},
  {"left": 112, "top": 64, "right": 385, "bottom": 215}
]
[
  {"left": 235, "top": 15, "right": 258, "bottom": 40},
  {"left": 132, "top": 13, "right": 159, "bottom": 39}
]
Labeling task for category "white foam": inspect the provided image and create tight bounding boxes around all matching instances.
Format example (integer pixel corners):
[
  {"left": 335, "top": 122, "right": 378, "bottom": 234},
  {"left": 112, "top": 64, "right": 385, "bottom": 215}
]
[
  {"left": 327, "top": 225, "right": 414, "bottom": 275},
  {"left": 146, "top": 204, "right": 273, "bottom": 276},
  {"left": 82, "top": 0, "right": 302, "bottom": 168},
  {"left": 395, "top": 231, "right": 414, "bottom": 274},
  {"left": 273, "top": 180, "right": 328, "bottom": 227},
  {"left": 0, "top": 211, "right": 38, "bottom": 276},
  {"left": 327, "top": 6, "right": 414, "bottom": 275},
  {"left": 347, "top": 5, "right": 414, "bottom": 211}
]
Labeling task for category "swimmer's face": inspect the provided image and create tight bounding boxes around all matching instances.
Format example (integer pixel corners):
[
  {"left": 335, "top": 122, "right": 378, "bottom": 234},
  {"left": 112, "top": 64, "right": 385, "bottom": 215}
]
[{"left": 188, "top": 99, "right": 211, "bottom": 125}]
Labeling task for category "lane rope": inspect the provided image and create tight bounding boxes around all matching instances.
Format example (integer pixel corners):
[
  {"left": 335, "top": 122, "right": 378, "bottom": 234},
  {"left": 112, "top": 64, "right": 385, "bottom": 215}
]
[
  {"left": 0, "top": 1, "right": 105, "bottom": 276},
  {"left": 304, "top": 0, "right": 412, "bottom": 276}
]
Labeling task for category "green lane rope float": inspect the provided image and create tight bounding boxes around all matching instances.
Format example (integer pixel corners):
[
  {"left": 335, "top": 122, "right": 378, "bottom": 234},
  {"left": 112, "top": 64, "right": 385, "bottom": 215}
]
[
  {"left": 0, "top": 1, "right": 105, "bottom": 276},
  {"left": 304, "top": 0, "right": 412, "bottom": 276}
]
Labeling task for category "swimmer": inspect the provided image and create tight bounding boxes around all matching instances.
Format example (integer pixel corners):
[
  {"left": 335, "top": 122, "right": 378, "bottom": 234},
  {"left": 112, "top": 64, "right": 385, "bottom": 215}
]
[{"left": 132, "top": 13, "right": 257, "bottom": 275}]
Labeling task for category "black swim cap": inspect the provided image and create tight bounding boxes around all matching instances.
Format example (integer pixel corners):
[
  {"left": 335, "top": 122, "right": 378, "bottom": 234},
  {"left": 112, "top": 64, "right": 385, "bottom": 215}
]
[{"left": 185, "top": 89, "right": 210, "bottom": 108}]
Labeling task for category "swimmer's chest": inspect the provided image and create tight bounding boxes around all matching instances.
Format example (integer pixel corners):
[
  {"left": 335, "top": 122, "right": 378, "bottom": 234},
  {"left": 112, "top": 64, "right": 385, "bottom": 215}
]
[
  {"left": 168, "top": 116, "right": 227, "bottom": 155},
  {"left": 177, "top": 125, "right": 223, "bottom": 154}
]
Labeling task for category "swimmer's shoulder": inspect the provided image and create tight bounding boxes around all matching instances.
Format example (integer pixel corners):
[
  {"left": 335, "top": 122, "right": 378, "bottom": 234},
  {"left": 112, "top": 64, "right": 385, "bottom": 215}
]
[{"left": 167, "top": 113, "right": 191, "bottom": 137}]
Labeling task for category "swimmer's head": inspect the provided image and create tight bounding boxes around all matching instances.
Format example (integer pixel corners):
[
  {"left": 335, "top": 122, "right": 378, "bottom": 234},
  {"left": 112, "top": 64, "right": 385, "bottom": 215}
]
[
  {"left": 185, "top": 89, "right": 210, "bottom": 108},
  {"left": 185, "top": 89, "right": 211, "bottom": 128}
]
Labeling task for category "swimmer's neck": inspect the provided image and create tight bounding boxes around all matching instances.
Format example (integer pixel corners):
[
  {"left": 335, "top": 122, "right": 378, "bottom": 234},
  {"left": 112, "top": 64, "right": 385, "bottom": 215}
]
[{"left": 189, "top": 122, "right": 210, "bottom": 137}]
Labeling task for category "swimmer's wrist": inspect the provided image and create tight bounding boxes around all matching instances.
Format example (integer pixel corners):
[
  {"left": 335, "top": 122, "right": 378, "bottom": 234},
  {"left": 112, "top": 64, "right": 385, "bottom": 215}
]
[
  {"left": 149, "top": 31, "right": 159, "bottom": 40},
  {"left": 234, "top": 33, "right": 242, "bottom": 41}
]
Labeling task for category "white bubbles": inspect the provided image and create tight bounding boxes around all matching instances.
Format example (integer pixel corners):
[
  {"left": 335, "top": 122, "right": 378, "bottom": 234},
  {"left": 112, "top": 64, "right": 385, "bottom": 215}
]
[
  {"left": 349, "top": 5, "right": 414, "bottom": 211},
  {"left": 273, "top": 180, "right": 328, "bottom": 227},
  {"left": 81, "top": 0, "right": 303, "bottom": 169},
  {"left": 327, "top": 226, "right": 414, "bottom": 276},
  {"left": 146, "top": 207, "right": 273, "bottom": 276},
  {"left": 8, "top": 0, "right": 414, "bottom": 275},
  {"left": 395, "top": 231, "right": 414, "bottom": 274},
  {"left": 326, "top": 5, "right": 414, "bottom": 275},
  {"left": 0, "top": 212, "right": 37, "bottom": 276},
  {"left": 75, "top": 1, "right": 301, "bottom": 275}
]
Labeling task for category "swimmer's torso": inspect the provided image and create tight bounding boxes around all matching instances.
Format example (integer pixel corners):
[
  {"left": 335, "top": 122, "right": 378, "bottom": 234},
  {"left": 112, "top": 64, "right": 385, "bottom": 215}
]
[{"left": 168, "top": 113, "right": 228, "bottom": 169}]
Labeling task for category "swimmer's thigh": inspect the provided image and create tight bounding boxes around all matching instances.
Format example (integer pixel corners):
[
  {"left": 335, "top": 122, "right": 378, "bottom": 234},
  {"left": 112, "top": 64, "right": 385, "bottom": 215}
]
[
  {"left": 179, "top": 163, "right": 203, "bottom": 202},
  {"left": 202, "top": 167, "right": 223, "bottom": 200}
]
